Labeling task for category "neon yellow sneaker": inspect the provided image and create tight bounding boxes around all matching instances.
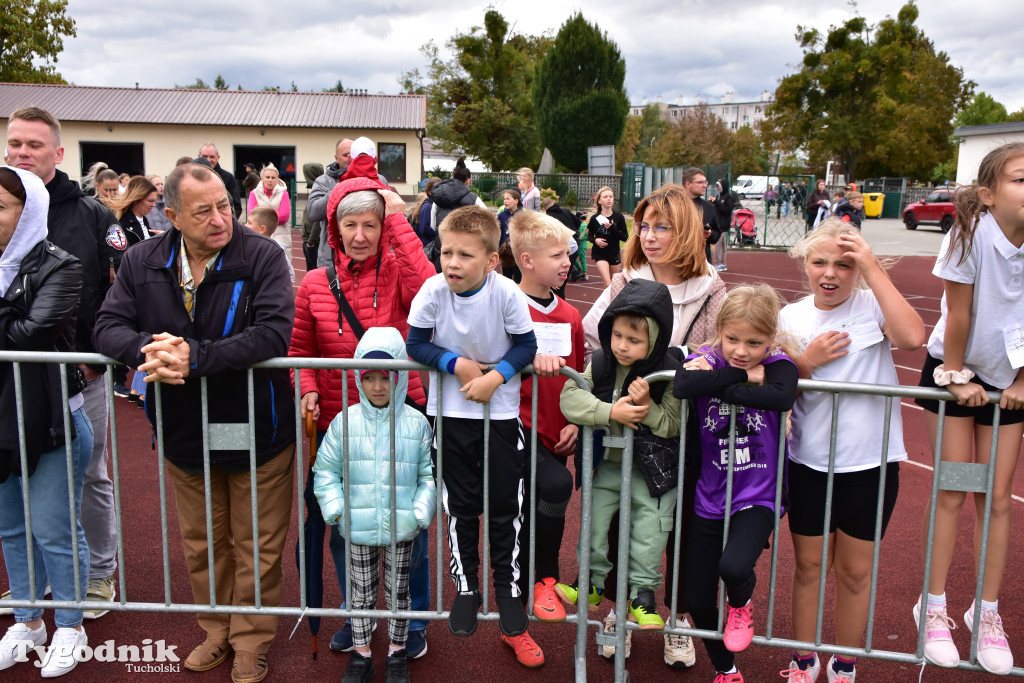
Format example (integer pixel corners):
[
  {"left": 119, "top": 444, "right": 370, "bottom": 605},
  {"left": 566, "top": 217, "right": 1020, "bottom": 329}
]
[{"left": 554, "top": 579, "right": 603, "bottom": 611}]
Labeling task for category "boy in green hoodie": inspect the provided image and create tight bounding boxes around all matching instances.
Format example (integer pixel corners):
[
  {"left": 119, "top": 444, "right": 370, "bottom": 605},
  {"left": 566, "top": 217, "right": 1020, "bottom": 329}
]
[{"left": 556, "top": 278, "right": 682, "bottom": 632}]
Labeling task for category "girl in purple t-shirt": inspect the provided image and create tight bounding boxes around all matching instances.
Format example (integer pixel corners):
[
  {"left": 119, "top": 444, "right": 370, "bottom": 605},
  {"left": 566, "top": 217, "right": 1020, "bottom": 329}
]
[{"left": 672, "top": 285, "right": 798, "bottom": 683}]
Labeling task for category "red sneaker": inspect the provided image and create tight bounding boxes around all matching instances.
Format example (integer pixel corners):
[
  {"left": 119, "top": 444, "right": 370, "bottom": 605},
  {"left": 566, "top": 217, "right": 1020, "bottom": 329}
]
[
  {"left": 532, "top": 578, "right": 566, "bottom": 622},
  {"left": 500, "top": 631, "right": 545, "bottom": 668},
  {"left": 723, "top": 602, "right": 754, "bottom": 652},
  {"left": 714, "top": 671, "right": 744, "bottom": 683}
]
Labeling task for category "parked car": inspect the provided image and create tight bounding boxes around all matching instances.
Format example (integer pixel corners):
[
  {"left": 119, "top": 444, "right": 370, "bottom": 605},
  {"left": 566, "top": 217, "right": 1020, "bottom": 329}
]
[
  {"left": 731, "top": 175, "right": 779, "bottom": 200},
  {"left": 903, "top": 189, "right": 956, "bottom": 233}
]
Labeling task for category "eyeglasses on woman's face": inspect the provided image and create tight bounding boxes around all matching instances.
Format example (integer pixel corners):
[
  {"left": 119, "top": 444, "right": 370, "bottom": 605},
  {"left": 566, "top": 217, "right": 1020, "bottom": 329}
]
[{"left": 636, "top": 222, "right": 671, "bottom": 239}]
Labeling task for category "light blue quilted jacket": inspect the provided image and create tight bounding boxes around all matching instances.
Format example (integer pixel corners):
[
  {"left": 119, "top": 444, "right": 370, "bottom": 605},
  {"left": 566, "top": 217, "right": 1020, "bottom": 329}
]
[{"left": 313, "top": 327, "right": 436, "bottom": 545}]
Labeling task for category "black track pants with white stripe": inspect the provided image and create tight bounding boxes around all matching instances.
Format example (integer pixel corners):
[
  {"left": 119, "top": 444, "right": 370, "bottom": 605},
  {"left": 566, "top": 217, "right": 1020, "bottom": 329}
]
[{"left": 433, "top": 416, "right": 525, "bottom": 598}]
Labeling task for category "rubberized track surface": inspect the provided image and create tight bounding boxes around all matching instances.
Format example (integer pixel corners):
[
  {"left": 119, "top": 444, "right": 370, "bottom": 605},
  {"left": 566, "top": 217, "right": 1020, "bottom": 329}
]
[{"left": 3, "top": 247, "right": 1020, "bottom": 682}]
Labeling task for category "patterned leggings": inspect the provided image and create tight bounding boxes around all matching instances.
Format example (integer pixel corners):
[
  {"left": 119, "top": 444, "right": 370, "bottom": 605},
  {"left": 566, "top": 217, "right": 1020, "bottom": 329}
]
[{"left": 349, "top": 540, "right": 414, "bottom": 648}]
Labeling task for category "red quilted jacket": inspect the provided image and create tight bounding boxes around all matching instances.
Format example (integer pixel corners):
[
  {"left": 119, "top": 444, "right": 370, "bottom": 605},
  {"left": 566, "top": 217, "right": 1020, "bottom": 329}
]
[{"left": 289, "top": 176, "right": 436, "bottom": 430}]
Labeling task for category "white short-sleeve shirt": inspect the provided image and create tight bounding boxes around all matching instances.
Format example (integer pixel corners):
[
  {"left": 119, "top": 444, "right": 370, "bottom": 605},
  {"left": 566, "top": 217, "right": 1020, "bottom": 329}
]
[
  {"left": 779, "top": 289, "right": 907, "bottom": 473},
  {"left": 927, "top": 212, "right": 1024, "bottom": 389},
  {"left": 408, "top": 271, "right": 534, "bottom": 420}
]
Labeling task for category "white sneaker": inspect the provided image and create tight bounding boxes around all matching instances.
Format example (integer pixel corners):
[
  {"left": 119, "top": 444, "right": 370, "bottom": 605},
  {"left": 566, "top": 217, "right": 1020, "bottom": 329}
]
[
  {"left": 0, "top": 622, "right": 48, "bottom": 671},
  {"left": 826, "top": 655, "right": 855, "bottom": 682},
  {"left": 964, "top": 601, "right": 1013, "bottom": 675},
  {"left": 600, "top": 610, "right": 631, "bottom": 659},
  {"left": 780, "top": 652, "right": 819, "bottom": 682},
  {"left": 0, "top": 586, "right": 52, "bottom": 616},
  {"left": 40, "top": 627, "right": 87, "bottom": 678},
  {"left": 912, "top": 596, "right": 958, "bottom": 667},
  {"left": 664, "top": 625, "right": 696, "bottom": 668}
]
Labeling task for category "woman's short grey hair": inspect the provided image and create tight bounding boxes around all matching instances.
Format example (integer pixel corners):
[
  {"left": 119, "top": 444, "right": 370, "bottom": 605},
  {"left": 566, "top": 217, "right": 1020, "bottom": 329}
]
[{"left": 336, "top": 190, "right": 384, "bottom": 223}]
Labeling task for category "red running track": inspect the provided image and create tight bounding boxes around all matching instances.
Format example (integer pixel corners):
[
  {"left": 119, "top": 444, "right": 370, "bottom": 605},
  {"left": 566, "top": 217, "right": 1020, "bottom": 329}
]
[{"left": 2, "top": 248, "right": 1020, "bottom": 682}]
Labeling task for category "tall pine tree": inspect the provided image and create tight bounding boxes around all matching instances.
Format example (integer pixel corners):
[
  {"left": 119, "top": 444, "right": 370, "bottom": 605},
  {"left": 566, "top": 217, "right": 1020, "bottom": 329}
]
[{"left": 533, "top": 13, "right": 629, "bottom": 172}]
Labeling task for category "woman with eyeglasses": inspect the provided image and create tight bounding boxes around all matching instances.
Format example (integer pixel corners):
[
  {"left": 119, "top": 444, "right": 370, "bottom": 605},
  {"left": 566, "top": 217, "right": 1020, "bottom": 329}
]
[
  {"left": 587, "top": 186, "right": 629, "bottom": 288},
  {"left": 580, "top": 183, "right": 726, "bottom": 670}
]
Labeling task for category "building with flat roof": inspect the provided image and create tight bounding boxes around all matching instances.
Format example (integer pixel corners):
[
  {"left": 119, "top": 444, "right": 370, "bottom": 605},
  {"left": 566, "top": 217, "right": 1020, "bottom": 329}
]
[
  {"left": 0, "top": 82, "right": 426, "bottom": 195},
  {"left": 630, "top": 91, "right": 773, "bottom": 131},
  {"left": 953, "top": 121, "right": 1024, "bottom": 185}
]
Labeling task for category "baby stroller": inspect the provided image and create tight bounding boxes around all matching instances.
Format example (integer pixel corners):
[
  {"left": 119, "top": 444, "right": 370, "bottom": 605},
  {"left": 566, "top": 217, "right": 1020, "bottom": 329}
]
[{"left": 731, "top": 208, "right": 757, "bottom": 245}]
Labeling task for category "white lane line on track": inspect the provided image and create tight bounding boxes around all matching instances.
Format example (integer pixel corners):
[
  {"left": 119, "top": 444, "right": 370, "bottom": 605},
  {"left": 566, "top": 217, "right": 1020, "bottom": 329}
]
[{"left": 903, "top": 458, "right": 1024, "bottom": 504}]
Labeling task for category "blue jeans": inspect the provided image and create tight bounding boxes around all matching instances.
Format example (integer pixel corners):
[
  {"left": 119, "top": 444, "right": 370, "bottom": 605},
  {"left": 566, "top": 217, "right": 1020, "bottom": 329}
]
[
  {"left": 0, "top": 407, "right": 93, "bottom": 628},
  {"left": 317, "top": 430, "right": 431, "bottom": 631}
]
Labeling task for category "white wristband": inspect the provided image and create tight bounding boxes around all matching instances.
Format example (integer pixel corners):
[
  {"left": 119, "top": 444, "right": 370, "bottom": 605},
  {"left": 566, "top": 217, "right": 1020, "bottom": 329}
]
[{"left": 933, "top": 364, "right": 975, "bottom": 387}]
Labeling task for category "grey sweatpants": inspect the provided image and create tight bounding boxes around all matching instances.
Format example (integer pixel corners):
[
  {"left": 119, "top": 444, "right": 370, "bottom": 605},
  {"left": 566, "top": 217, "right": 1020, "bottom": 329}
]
[{"left": 81, "top": 378, "right": 117, "bottom": 579}]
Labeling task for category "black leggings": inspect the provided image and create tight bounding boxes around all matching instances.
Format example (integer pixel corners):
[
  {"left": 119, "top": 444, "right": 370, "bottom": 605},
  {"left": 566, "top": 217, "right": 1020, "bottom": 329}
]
[
  {"left": 685, "top": 506, "right": 774, "bottom": 673},
  {"left": 518, "top": 443, "right": 573, "bottom": 589}
]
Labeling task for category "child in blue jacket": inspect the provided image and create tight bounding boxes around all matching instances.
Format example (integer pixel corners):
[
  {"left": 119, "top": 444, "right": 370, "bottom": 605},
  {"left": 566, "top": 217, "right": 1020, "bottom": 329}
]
[{"left": 314, "top": 327, "right": 436, "bottom": 683}]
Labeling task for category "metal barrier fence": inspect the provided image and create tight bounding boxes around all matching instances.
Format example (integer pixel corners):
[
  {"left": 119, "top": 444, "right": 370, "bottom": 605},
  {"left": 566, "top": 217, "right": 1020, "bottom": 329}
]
[{"left": 0, "top": 350, "right": 1018, "bottom": 681}]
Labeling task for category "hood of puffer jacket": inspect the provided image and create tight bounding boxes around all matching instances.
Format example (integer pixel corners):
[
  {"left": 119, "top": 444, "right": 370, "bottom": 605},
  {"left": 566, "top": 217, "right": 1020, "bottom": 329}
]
[
  {"left": 596, "top": 278, "right": 674, "bottom": 387},
  {"left": 429, "top": 178, "right": 472, "bottom": 209},
  {"left": 353, "top": 327, "right": 408, "bottom": 412},
  {"left": 0, "top": 167, "right": 50, "bottom": 295},
  {"left": 325, "top": 165, "right": 389, "bottom": 268}
]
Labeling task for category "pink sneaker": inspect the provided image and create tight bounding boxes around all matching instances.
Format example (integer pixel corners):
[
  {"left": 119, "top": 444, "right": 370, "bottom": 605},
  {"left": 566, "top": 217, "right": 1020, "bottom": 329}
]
[
  {"left": 714, "top": 672, "right": 744, "bottom": 683},
  {"left": 723, "top": 602, "right": 754, "bottom": 653},
  {"left": 964, "top": 602, "right": 1013, "bottom": 675},
  {"left": 912, "top": 596, "right": 958, "bottom": 667}
]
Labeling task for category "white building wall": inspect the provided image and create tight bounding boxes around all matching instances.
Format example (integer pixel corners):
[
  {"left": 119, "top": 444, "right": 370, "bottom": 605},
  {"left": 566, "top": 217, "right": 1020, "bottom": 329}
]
[{"left": 956, "top": 131, "right": 1024, "bottom": 185}]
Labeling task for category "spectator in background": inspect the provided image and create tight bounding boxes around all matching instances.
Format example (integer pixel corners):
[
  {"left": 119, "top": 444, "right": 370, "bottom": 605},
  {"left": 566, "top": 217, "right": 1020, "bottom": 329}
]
[
  {"left": 415, "top": 176, "right": 442, "bottom": 248},
  {"left": 248, "top": 163, "right": 292, "bottom": 268},
  {"left": 117, "top": 173, "right": 129, "bottom": 194},
  {"left": 682, "top": 167, "right": 720, "bottom": 264},
  {"left": 146, "top": 174, "right": 173, "bottom": 234},
  {"left": 518, "top": 167, "right": 541, "bottom": 211},
  {"left": 587, "top": 185, "right": 629, "bottom": 288},
  {"left": 93, "top": 168, "right": 121, "bottom": 202},
  {"left": 711, "top": 179, "right": 733, "bottom": 272},
  {"left": 242, "top": 163, "right": 260, "bottom": 198},
  {"left": 175, "top": 156, "right": 193, "bottom": 167},
  {"left": 835, "top": 190, "right": 864, "bottom": 229},
  {"left": 301, "top": 162, "right": 325, "bottom": 273},
  {"left": 805, "top": 179, "right": 830, "bottom": 231},
  {"left": 498, "top": 188, "right": 523, "bottom": 283},
  {"left": 199, "top": 143, "right": 242, "bottom": 218},
  {"left": 308, "top": 138, "right": 353, "bottom": 268}
]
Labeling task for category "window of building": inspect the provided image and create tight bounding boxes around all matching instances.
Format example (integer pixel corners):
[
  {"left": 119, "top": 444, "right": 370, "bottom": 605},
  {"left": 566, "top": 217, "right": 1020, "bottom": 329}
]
[
  {"left": 743, "top": 115, "right": 749, "bottom": 122},
  {"left": 732, "top": 106, "right": 739, "bottom": 114},
  {"left": 722, "top": 107, "right": 727, "bottom": 114},
  {"left": 755, "top": 106, "right": 762, "bottom": 113},
  {"left": 378, "top": 143, "right": 407, "bottom": 184},
  {"left": 731, "top": 122, "right": 737, "bottom": 129}
]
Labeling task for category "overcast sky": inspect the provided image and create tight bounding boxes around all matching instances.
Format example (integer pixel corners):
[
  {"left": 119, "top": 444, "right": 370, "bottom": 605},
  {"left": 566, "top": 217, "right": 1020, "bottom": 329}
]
[{"left": 58, "top": 0, "right": 1024, "bottom": 111}]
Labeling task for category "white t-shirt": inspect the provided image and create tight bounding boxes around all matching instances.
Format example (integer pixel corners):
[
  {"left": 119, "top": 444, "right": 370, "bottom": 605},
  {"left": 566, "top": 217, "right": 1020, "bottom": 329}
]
[
  {"left": 927, "top": 212, "right": 1024, "bottom": 389},
  {"left": 408, "top": 271, "right": 534, "bottom": 420},
  {"left": 779, "top": 289, "right": 907, "bottom": 473}
]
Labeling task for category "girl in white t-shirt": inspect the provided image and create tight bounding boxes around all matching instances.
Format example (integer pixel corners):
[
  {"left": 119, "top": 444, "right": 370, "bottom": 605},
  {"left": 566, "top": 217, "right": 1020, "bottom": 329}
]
[
  {"left": 911, "top": 142, "right": 1024, "bottom": 676},
  {"left": 778, "top": 220, "right": 925, "bottom": 683}
]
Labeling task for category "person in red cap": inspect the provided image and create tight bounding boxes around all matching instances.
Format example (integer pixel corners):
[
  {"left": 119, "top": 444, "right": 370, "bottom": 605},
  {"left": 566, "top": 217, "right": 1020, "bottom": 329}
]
[{"left": 287, "top": 138, "right": 437, "bottom": 660}]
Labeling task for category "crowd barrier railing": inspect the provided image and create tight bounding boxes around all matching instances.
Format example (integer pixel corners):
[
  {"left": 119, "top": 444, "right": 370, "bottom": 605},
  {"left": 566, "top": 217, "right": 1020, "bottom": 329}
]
[{"left": 0, "top": 350, "right": 1017, "bottom": 681}]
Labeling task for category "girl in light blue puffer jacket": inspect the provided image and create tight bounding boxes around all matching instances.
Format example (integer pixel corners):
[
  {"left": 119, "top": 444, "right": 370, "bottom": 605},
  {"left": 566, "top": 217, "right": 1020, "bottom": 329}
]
[{"left": 313, "top": 327, "right": 435, "bottom": 682}]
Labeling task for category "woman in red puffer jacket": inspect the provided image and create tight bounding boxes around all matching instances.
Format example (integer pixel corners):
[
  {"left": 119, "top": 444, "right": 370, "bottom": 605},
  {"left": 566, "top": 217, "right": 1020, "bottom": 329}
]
[{"left": 289, "top": 141, "right": 436, "bottom": 430}]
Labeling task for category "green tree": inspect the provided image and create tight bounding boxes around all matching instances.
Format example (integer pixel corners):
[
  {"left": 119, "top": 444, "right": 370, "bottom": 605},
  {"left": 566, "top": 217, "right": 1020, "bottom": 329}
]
[
  {"left": 0, "top": 0, "right": 76, "bottom": 84},
  {"left": 323, "top": 80, "right": 345, "bottom": 93},
  {"left": 615, "top": 105, "right": 670, "bottom": 170},
  {"left": 954, "top": 91, "right": 1008, "bottom": 127},
  {"left": 763, "top": 3, "right": 972, "bottom": 181},
  {"left": 726, "top": 126, "right": 770, "bottom": 175},
  {"left": 176, "top": 77, "right": 210, "bottom": 89},
  {"left": 652, "top": 104, "right": 731, "bottom": 167},
  {"left": 401, "top": 10, "right": 550, "bottom": 171},
  {"left": 214, "top": 74, "right": 228, "bottom": 90},
  {"left": 532, "top": 13, "right": 629, "bottom": 172}
]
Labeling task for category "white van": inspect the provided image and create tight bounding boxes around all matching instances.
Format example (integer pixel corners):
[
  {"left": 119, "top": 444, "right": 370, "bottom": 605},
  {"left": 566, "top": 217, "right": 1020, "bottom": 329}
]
[{"left": 731, "top": 175, "right": 779, "bottom": 200}]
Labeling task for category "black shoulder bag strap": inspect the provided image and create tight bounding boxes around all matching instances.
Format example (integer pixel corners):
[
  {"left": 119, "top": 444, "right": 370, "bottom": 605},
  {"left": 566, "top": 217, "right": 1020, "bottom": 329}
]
[{"left": 326, "top": 263, "right": 365, "bottom": 339}]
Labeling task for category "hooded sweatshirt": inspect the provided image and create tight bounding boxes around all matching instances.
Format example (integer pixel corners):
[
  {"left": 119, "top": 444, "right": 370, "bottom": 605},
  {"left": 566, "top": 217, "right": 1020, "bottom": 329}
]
[
  {"left": 0, "top": 167, "right": 83, "bottom": 481},
  {"left": 312, "top": 327, "right": 436, "bottom": 546},
  {"left": 560, "top": 278, "right": 682, "bottom": 465}
]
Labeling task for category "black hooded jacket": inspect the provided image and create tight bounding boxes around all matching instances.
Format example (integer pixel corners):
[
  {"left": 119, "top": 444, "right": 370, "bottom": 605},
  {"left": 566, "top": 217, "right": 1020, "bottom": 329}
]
[
  {"left": 430, "top": 179, "right": 479, "bottom": 227},
  {"left": 45, "top": 169, "right": 124, "bottom": 365}
]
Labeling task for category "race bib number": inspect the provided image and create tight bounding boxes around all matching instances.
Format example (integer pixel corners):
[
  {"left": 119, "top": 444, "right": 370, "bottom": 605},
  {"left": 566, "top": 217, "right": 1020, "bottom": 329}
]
[
  {"left": 1004, "top": 323, "right": 1024, "bottom": 369},
  {"left": 533, "top": 322, "right": 572, "bottom": 357},
  {"left": 835, "top": 312, "right": 884, "bottom": 356}
]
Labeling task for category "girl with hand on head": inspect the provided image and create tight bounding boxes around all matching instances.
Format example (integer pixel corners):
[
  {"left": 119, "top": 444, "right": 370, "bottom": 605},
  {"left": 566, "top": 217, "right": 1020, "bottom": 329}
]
[{"left": 779, "top": 219, "right": 925, "bottom": 682}]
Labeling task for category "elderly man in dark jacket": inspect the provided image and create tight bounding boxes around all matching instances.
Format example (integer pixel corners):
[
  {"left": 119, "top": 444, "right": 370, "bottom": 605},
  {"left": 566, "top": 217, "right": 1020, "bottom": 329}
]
[{"left": 93, "top": 163, "right": 295, "bottom": 683}]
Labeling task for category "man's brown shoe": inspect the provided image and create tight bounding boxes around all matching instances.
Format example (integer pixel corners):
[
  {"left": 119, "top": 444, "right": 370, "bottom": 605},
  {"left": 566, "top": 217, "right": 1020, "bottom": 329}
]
[
  {"left": 184, "top": 638, "right": 230, "bottom": 672},
  {"left": 230, "top": 651, "right": 268, "bottom": 683}
]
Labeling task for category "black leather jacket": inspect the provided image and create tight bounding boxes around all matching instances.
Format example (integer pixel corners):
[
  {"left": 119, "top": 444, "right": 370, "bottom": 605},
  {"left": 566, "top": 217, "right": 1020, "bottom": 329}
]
[{"left": 0, "top": 240, "right": 83, "bottom": 482}]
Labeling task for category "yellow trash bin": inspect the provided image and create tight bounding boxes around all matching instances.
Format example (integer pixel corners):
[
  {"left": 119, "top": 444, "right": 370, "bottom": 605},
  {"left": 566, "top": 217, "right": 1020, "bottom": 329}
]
[{"left": 863, "top": 192, "right": 885, "bottom": 219}]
